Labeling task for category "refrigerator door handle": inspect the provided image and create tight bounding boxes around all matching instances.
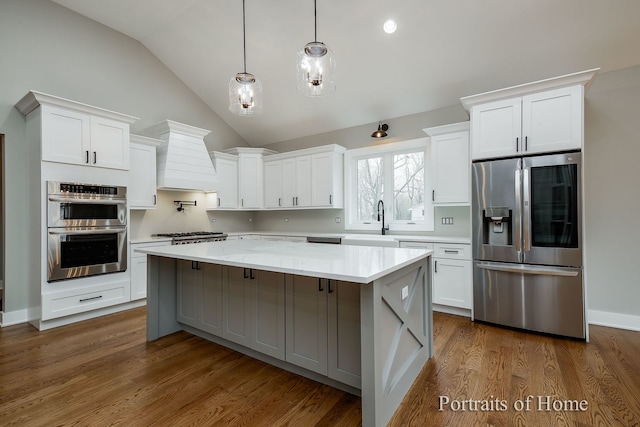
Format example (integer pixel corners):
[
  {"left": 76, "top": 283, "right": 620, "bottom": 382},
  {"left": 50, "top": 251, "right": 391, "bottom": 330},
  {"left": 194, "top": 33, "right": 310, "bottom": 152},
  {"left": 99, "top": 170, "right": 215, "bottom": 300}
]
[
  {"left": 523, "top": 168, "right": 531, "bottom": 252},
  {"left": 476, "top": 262, "right": 580, "bottom": 277},
  {"left": 514, "top": 167, "right": 522, "bottom": 253}
]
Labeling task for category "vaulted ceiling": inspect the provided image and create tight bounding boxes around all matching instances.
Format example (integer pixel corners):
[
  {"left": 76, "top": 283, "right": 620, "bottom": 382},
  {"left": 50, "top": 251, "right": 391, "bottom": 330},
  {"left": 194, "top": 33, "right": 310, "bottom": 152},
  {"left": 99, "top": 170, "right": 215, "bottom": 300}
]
[{"left": 51, "top": 0, "right": 640, "bottom": 146}]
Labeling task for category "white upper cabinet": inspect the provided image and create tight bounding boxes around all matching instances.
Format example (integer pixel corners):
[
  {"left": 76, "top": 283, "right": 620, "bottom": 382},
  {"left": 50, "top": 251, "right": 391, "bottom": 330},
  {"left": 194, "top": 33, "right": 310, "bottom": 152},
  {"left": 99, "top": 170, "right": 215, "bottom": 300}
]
[
  {"left": 263, "top": 145, "right": 345, "bottom": 210},
  {"left": 461, "top": 69, "right": 599, "bottom": 160},
  {"left": 311, "top": 151, "right": 343, "bottom": 208},
  {"left": 209, "top": 148, "right": 275, "bottom": 210},
  {"left": 129, "top": 134, "right": 162, "bottom": 209},
  {"left": 16, "top": 91, "right": 137, "bottom": 170},
  {"left": 209, "top": 152, "right": 238, "bottom": 209},
  {"left": 424, "top": 122, "right": 470, "bottom": 205}
]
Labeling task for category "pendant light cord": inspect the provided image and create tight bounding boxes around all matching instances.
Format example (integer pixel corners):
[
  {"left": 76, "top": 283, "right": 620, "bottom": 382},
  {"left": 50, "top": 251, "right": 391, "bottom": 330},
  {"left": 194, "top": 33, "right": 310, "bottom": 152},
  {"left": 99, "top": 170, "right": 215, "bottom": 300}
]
[
  {"left": 242, "top": 0, "right": 247, "bottom": 74},
  {"left": 314, "top": 0, "right": 317, "bottom": 42}
]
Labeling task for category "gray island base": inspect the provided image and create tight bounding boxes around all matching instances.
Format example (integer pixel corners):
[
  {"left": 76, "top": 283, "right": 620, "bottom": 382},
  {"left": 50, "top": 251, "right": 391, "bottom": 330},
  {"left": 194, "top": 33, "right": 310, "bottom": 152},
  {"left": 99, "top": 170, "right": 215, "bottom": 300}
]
[{"left": 138, "top": 240, "right": 433, "bottom": 426}]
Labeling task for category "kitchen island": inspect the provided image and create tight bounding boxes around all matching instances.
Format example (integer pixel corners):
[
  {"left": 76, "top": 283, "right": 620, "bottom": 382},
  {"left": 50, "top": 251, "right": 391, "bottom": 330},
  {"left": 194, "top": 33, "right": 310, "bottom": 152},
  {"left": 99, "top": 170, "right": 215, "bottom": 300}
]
[{"left": 136, "top": 239, "right": 433, "bottom": 427}]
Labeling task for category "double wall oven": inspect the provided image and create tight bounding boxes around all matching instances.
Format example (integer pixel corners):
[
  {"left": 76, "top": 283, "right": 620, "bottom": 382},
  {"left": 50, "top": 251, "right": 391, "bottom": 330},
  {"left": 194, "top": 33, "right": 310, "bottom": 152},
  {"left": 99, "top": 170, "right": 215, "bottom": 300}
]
[{"left": 47, "top": 181, "right": 127, "bottom": 282}]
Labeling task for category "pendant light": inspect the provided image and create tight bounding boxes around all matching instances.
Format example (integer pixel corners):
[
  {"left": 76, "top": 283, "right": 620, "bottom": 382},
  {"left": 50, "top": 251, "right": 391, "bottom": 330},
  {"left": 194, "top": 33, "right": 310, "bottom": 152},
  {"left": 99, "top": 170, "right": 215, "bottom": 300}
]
[
  {"left": 229, "top": 0, "right": 263, "bottom": 116},
  {"left": 296, "top": 0, "right": 336, "bottom": 96}
]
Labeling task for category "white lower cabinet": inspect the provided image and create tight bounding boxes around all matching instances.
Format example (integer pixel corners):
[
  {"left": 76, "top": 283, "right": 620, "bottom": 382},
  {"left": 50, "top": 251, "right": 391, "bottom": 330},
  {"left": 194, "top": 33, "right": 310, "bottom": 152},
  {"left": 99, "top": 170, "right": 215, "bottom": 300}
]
[
  {"left": 285, "top": 275, "right": 361, "bottom": 388},
  {"left": 130, "top": 241, "right": 171, "bottom": 301},
  {"left": 399, "top": 241, "right": 472, "bottom": 312}
]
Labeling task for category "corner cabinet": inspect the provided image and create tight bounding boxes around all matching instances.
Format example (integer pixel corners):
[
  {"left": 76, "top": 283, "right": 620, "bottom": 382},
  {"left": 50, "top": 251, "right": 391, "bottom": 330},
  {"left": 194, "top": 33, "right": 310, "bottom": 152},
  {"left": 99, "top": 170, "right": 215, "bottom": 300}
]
[
  {"left": 129, "top": 135, "right": 162, "bottom": 209},
  {"left": 208, "top": 148, "right": 276, "bottom": 210},
  {"left": 461, "top": 69, "right": 599, "bottom": 160},
  {"left": 424, "top": 122, "right": 470, "bottom": 205},
  {"left": 16, "top": 91, "right": 138, "bottom": 170},
  {"left": 263, "top": 144, "right": 346, "bottom": 210}
]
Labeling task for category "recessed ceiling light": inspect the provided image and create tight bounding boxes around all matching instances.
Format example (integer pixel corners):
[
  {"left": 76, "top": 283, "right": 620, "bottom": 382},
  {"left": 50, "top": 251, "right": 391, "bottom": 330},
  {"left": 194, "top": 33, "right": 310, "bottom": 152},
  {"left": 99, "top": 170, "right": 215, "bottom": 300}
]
[{"left": 383, "top": 19, "right": 397, "bottom": 34}]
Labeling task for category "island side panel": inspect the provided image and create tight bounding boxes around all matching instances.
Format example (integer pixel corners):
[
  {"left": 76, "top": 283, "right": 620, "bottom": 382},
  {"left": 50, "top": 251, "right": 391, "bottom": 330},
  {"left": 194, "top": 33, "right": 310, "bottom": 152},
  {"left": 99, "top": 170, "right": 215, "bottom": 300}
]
[
  {"left": 360, "top": 257, "right": 432, "bottom": 427},
  {"left": 147, "top": 255, "right": 181, "bottom": 341}
]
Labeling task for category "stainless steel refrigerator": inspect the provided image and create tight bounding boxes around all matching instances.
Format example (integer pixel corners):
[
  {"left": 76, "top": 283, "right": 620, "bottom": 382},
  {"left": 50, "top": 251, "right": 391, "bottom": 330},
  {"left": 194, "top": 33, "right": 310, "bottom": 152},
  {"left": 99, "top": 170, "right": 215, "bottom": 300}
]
[{"left": 472, "top": 152, "right": 585, "bottom": 339}]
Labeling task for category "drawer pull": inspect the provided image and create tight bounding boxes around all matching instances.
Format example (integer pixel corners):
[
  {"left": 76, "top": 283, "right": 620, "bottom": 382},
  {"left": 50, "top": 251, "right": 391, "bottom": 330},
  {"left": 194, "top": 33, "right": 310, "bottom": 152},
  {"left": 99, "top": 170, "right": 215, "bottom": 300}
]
[
  {"left": 79, "top": 295, "right": 103, "bottom": 303},
  {"left": 444, "top": 250, "right": 459, "bottom": 254}
]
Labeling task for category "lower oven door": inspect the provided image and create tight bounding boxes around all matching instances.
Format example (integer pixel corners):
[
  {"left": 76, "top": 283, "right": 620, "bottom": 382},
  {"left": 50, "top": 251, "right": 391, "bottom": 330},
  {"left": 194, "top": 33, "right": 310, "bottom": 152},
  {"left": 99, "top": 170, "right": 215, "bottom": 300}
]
[{"left": 48, "top": 226, "right": 127, "bottom": 282}]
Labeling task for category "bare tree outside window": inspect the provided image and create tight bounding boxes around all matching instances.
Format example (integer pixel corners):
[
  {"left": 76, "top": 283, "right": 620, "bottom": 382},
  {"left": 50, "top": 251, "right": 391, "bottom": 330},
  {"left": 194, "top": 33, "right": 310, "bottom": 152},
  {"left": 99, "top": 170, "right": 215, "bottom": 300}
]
[
  {"left": 394, "top": 152, "right": 424, "bottom": 220},
  {"left": 356, "top": 157, "right": 383, "bottom": 222}
]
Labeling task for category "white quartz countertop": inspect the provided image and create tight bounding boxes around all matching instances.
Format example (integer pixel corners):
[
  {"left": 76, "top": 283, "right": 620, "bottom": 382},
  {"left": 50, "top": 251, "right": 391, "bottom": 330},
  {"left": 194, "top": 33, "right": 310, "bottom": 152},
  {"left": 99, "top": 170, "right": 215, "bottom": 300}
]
[{"left": 135, "top": 239, "right": 432, "bottom": 284}]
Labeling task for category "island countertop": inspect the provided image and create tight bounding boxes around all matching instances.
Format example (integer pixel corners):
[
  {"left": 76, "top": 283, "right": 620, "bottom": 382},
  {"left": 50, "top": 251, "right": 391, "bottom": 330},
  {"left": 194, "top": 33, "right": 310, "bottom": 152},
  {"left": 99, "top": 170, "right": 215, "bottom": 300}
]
[{"left": 135, "top": 239, "right": 432, "bottom": 284}]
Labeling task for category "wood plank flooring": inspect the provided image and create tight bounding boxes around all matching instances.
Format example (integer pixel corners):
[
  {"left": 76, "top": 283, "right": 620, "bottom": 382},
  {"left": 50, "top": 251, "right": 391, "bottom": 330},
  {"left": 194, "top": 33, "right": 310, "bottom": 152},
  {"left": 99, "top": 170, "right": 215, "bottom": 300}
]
[{"left": 1, "top": 308, "right": 639, "bottom": 426}]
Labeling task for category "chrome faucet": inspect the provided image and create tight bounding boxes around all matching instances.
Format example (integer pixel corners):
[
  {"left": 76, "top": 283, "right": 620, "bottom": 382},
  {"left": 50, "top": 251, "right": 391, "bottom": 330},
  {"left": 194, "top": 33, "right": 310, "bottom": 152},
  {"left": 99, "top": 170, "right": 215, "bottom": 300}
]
[{"left": 377, "top": 199, "right": 389, "bottom": 235}]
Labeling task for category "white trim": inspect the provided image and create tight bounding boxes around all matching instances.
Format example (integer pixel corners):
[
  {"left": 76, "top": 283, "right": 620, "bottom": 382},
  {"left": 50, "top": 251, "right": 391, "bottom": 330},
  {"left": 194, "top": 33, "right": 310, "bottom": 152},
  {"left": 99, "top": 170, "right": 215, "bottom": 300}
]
[
  {"left": 460, "top": 68, "right": 599, "bottom": 111},
  {"left": 344, "top": 138, "right": 434, "bottom": 233},
  {"left": 433, "top": 304, "right": 471, "bottom": 318},
  {"left": 588, "top": 309, "right": 640, "bottom": 332},
  {"left": 0, "top": 308, "right": 30, "bottom": 327}
]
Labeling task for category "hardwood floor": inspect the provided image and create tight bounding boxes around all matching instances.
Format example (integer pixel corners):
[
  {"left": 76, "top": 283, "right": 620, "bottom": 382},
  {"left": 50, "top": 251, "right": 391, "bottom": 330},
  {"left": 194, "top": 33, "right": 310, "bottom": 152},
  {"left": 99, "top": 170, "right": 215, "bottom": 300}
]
[{"left": 1, "top": 308, "right": 639, "bottom": 426}]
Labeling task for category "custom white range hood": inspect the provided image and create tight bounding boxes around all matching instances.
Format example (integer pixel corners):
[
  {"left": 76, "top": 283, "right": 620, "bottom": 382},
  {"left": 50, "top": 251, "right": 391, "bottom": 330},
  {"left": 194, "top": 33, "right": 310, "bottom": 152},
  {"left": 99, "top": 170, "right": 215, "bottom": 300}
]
[{"left": 155, "top": 120, "right": 218, "bottom": 192}]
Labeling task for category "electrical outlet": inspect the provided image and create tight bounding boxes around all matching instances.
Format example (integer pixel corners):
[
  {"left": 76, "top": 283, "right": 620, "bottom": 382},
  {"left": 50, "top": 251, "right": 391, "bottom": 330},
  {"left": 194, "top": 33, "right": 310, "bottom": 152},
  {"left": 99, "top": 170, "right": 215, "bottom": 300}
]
[
  {"left": 401, "top": 286, "right": 409, "bottom": 300},
  {"left": 441, "top": 217, "right": 454, "bottom": 225},
  {"left": 335, "top": 217, "right": 341, "bottom": 223}
]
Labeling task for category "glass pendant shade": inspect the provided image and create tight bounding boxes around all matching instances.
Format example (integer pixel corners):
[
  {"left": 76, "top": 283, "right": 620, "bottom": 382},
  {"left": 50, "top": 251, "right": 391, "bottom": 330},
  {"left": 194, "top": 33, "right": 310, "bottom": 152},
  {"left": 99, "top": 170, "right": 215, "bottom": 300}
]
[
  {"left": 297, "top": 41, "right": 336, "bottom": 96},
  {"left": 229, "top": 72, "right": 263, "bottom": 116}
]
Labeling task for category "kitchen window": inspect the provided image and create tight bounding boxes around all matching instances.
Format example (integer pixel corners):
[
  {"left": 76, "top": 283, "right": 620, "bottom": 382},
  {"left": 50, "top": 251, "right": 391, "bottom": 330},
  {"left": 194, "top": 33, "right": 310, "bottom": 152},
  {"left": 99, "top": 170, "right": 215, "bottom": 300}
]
[{"left": 345, "top": 138, "right": 433, "bottom": 232}]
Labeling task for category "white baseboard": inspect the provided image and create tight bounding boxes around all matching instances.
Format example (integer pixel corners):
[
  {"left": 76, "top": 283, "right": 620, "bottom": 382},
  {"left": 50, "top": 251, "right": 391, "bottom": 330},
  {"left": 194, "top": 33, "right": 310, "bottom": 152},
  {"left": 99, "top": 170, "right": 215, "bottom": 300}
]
[
  {"left": 433, "top": 304, "right": 472, "bottom": 318},
  {"left": 588, "top": 309, "right": 640, "bottom": 332},
  {"left": 0, "top": 308, "right": 30, "bottom": 327},
  {"left": 1, "top": 300, "right": 146, "bottom": 329}
]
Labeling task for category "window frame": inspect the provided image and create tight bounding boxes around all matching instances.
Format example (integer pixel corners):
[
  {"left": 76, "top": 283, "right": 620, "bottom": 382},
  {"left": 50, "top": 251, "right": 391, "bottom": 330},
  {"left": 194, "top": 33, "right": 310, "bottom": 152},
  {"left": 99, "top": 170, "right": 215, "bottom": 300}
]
[{"left": 344, "top": 137, "right": 433, "bottom": 232}]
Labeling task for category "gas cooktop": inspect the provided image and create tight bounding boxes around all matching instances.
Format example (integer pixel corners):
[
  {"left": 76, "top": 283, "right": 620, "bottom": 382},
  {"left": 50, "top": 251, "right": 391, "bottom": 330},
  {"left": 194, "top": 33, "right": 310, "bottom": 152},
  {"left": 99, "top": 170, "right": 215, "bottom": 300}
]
[{"left": 153, "top": 231, "right": 227, "bottom": 244}]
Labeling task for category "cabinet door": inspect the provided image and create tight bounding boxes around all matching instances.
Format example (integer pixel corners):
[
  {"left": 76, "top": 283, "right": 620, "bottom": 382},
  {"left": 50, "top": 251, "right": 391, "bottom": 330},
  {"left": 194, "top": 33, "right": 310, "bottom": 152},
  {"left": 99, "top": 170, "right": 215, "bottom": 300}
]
[
  {"left": 264, "top": 160, "right": 283, "bottom": 208},
  {"left": 215, "top": 157, "right": 238, "bottom": 208},
  {"left": 41, "top": 105, "right": 91, "bottom": 166},
  {"left": 327, "top": 280, "right": 361, "bottom": 388},
  {"left": 252, "top": 270, "right": 285, "bottom": 360},
  {"left": 280, "top": 158, "right": 297, "bottom": 208},
  {"left": 522, "top": 85, "right": 583, "bottom": 154},
  {"left": 285, "top": 275, "right": 328, "bottom": 375},
  {"left": 433, "top": 258, "right": 471, "bottom": 309},
  {"left": 130, "top": 255, "right": 148, "bottom": 301},
  {"left": 129, "top": 142, "right": 157, "bottom": 209},
  {"left": 471, "top": 97, "right": 521, "bottom": 160},
  {"left": 311, "top": 153, "right": 332, "bottom": 207},
  {"left": 90, "top": 115, "right": 130, "bottom": 170},
  {"left": 201, "top": 263, "right": 224, "bottom": 337},
  {"left": 223, "top": 266, "right": 252, "bottom": 347},
  {"left": 431, "top": 131, "right": 470, "bottom": 204},
  {"left": 177, "top": 260, "right": 202, "bottom": 327},
  {"left": 238, "top": 154, "right": 262, "bottom": 208},
  {"left": 295, "top": 156, "right": 312, "bottom": 207}
]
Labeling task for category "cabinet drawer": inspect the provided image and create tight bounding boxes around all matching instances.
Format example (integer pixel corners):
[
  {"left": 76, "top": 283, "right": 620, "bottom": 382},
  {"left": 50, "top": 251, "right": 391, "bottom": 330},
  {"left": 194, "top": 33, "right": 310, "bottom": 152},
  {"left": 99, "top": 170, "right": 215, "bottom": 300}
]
[
  {"left": 42, "top": 282, "right": 129, "bottom": 320},
  {"left": 433, "top": 243, "right": 470, "bottom": 260}
]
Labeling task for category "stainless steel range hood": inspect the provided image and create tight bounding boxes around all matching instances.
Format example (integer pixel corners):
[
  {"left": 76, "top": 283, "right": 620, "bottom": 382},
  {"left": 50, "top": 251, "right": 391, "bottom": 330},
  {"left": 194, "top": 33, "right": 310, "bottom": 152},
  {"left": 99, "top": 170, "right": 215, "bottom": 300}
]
[{"left": 155, "top": 120, "right": 218, "bottom": 192}]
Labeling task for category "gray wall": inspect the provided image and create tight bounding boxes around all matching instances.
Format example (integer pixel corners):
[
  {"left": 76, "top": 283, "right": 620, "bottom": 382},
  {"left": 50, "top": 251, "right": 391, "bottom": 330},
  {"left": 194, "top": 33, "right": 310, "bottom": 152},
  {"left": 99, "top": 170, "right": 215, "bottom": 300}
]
[
  {"left": 583, "top": 66, "right": 640, "bottom": 319},
  {"left": 0, "top": 0, "right": 248, "bottom": 314}
]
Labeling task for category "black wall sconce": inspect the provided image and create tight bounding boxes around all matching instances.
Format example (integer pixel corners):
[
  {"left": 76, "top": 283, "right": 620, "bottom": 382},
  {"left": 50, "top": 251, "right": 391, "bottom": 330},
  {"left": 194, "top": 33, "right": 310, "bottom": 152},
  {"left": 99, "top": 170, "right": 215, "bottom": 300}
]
[{"left": 371, "top": 121, "right": 389, "bottom": 138}]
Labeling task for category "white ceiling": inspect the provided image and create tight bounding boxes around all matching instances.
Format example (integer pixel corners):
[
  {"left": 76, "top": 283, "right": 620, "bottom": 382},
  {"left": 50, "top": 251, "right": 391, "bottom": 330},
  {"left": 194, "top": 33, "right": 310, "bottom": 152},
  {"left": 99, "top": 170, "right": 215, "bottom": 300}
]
[{"left": 51, "top": 0, "right": 640, "bottom": 146}]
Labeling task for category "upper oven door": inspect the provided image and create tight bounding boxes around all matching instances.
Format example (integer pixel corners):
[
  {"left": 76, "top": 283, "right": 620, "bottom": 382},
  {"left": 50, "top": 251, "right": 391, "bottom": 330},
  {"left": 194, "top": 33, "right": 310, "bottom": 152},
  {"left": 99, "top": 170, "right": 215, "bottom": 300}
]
[{"left": 47, "top": 181, "right": 127, "bottom": 227}]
